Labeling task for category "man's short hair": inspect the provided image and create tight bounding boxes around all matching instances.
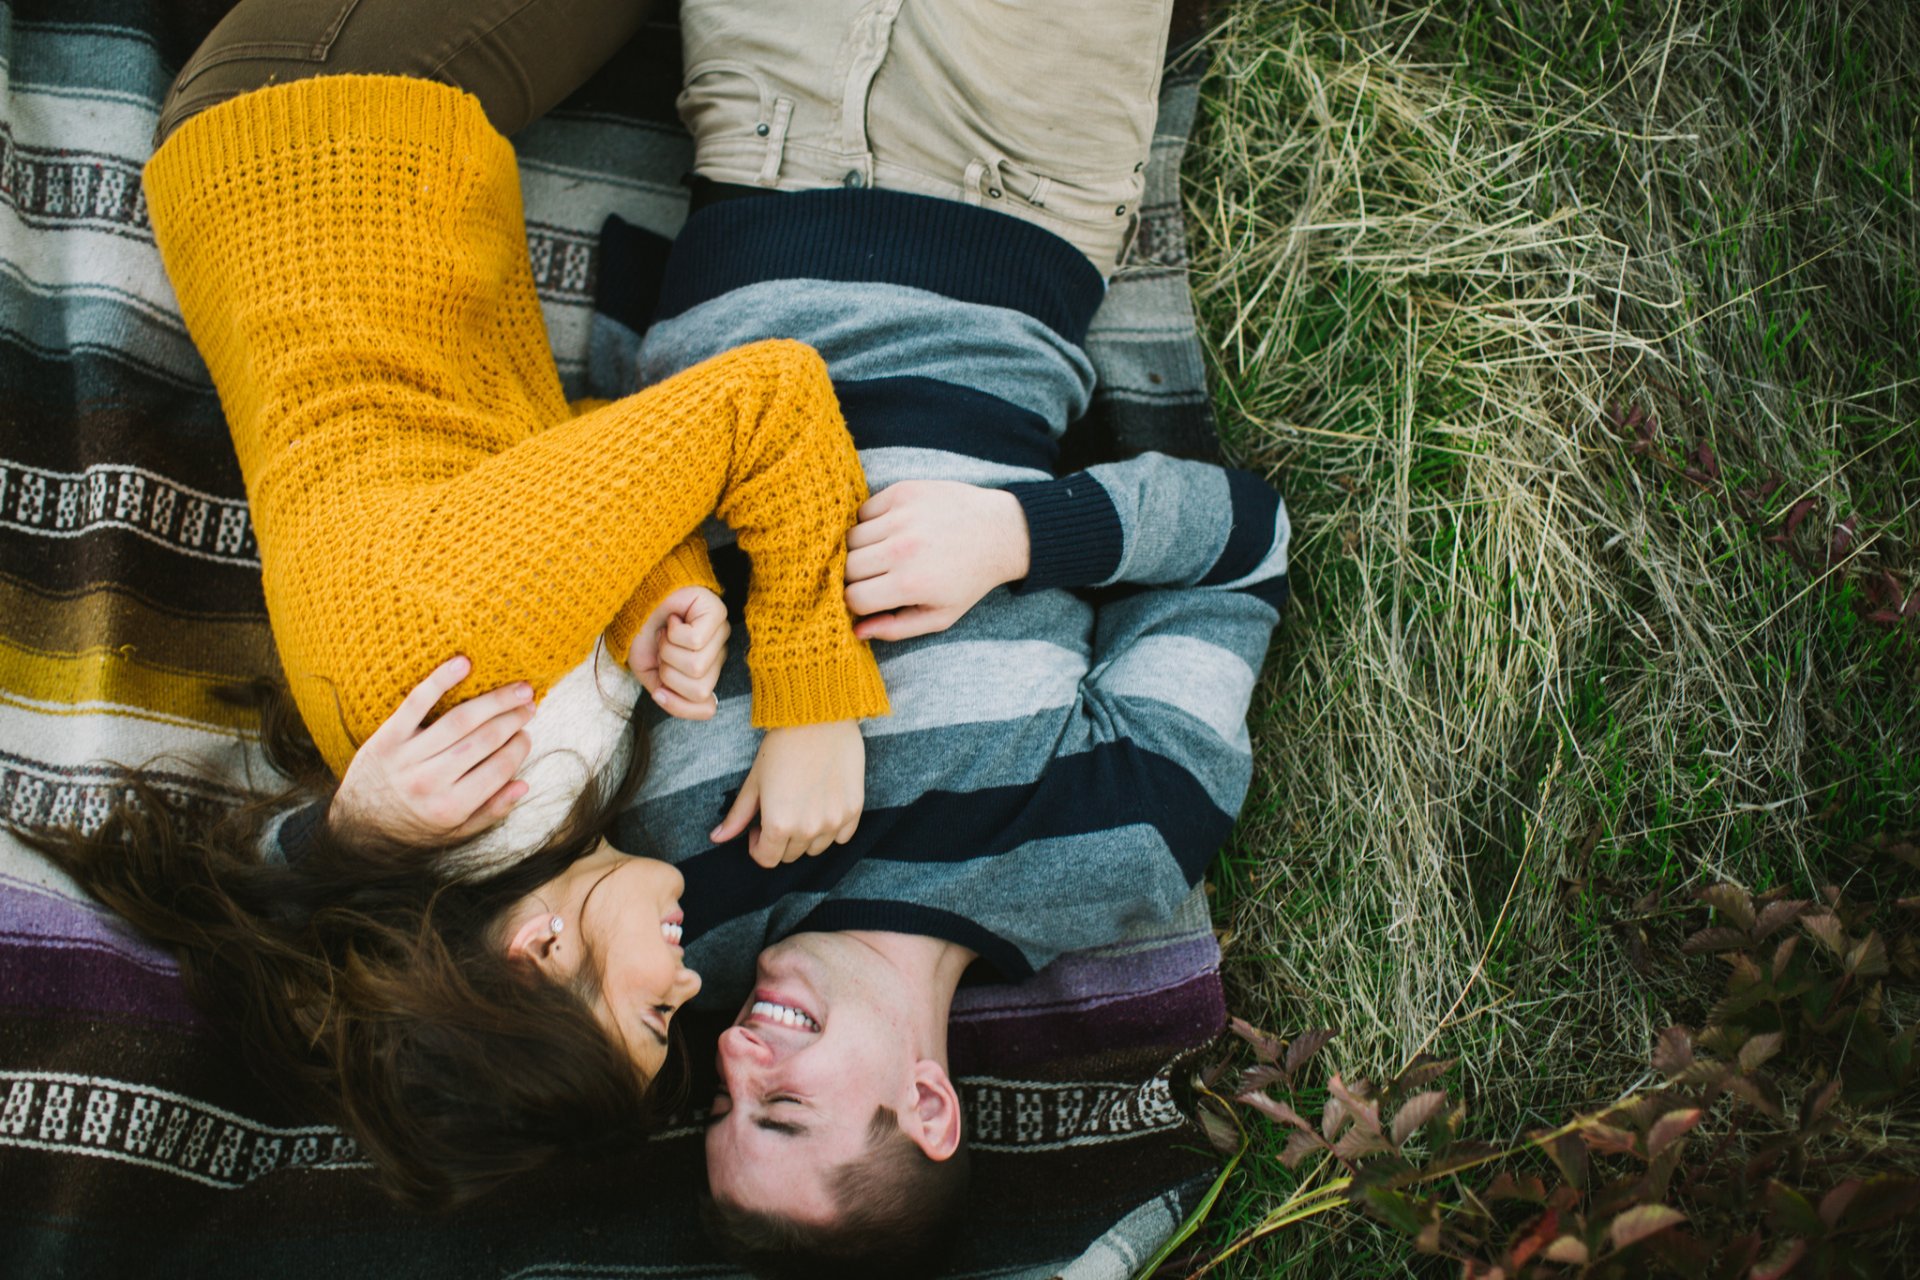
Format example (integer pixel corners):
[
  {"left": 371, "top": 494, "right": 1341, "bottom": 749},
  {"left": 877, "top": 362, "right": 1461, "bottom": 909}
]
[{"left": 702, "top": 1104, "right": 971, "bottom": 1279}]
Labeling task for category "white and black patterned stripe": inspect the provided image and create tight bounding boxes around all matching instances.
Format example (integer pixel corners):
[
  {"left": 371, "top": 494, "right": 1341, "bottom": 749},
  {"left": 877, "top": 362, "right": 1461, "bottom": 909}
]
[
  {"left": 0, "top": 1070, "right": 367, "bottom": 1189},
  {"left": 0, "top": 459, "right": 257, "bottom": 567}
]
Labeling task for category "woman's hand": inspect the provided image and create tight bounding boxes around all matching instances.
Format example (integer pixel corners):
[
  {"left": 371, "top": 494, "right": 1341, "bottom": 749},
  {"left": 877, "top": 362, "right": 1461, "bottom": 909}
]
[
  {"left": 709, "top": 720, "right": 864, "bottom": 867},
  {"left": 629, "top": 586, "right": 730, "bottom": 720},
  {"left": 331, "top": 655, "right": 533, "bottom": 844},
  {"left": 844, "top": 480, "right": 1031, "bottom": 641}
]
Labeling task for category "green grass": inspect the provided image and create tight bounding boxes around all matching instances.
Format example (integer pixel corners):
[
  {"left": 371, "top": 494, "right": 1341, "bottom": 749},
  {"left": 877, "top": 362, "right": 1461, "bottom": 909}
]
[{"left": 1175, "top": 1, "right": 1920, "bottom": 1273}]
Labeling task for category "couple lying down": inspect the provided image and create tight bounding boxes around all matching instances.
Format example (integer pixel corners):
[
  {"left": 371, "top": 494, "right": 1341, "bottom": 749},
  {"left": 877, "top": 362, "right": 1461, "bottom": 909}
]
[{"left": 29, "top": 0, "right": 1290, "bottom": 1273}]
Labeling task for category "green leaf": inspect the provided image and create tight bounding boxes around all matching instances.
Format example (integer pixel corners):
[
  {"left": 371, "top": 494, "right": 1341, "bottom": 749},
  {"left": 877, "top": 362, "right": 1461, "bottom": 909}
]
[
  {"left": 1356, "top": 1184, "right": 1424, "bottom": 1236},
  {"left": 1845, "top": 932, "right": 1889, "bottom": 977},
  {"left": 1607, "top": 1203, "right": 1685, "bottom": 1250},
  {"left": 1765, "top": 1181, "right": 1825, "bottom": 1239}
]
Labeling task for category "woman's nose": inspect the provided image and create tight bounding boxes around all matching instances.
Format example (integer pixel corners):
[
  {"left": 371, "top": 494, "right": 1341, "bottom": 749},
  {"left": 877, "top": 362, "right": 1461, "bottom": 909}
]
[{"left": 675, "top": 966, "right": 702, "bottom": 1002}]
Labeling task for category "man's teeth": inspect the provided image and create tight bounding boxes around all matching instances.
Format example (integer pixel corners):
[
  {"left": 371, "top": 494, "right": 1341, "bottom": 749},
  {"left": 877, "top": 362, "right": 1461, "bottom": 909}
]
[
  {"left": 751, "top": 1000, "right": 819, "bottom": 1032},
  {"left": 661, "top": 921, "right": 683, "bottom": 945}
]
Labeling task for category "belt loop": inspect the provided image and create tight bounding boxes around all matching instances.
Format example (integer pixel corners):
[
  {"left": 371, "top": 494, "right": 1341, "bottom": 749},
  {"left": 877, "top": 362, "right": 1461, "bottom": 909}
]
[
  {"left": 756, "top": 97, "right": 794, "bottom": 186},
  {"left": 962, "top": 158, "right": 989, "bottom": 207}
]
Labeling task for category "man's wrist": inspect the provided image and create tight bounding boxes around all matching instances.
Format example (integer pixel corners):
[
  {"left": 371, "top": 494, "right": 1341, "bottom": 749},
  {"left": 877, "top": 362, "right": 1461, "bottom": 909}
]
[{"left": 990, "top": 488, "right": 1032, "bottom": 586}]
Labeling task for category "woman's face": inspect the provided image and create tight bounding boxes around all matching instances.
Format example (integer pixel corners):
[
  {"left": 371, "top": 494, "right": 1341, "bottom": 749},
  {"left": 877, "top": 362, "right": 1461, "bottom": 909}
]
[{"left": 508, "top": 843, "right": 702, "bottom": 1077}]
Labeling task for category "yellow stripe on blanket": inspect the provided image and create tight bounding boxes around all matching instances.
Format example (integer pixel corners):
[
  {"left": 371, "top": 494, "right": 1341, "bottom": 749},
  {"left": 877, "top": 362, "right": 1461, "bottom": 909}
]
[{"left": 0, "top": 637, "right": 262, "bottom": 732}]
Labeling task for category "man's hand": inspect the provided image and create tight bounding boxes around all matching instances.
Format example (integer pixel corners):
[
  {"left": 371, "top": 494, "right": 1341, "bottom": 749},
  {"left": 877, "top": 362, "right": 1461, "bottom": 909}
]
[
  {"left": 709, "top": 721, "right": 864, "bottom": 866},
  {"left": 844, "top": 480, "right": 1030, "bottom": 641},
  {"left": 629, "top": 586, "right": 730, "bottom": 720},
  {"left": 331, "top": 655, "right": 533, "bottom": 844}
]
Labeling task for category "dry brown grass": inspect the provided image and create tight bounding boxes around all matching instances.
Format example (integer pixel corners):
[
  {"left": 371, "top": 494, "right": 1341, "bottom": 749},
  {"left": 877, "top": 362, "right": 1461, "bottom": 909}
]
[{"left": 1184, "top": 1, "right": 1919, "bottom": 1266}]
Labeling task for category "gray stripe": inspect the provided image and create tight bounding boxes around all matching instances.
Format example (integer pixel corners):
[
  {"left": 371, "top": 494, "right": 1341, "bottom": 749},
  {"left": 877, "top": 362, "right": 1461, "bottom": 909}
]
[{"left": 639, "top": 279, "right": 1096, "bottom": 430}]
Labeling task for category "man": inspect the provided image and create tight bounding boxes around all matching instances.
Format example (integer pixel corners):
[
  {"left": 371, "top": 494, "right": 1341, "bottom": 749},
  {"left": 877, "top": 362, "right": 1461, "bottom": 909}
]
[{"left": 612, "top": 0, "right": 1291, "bottom": 1269}]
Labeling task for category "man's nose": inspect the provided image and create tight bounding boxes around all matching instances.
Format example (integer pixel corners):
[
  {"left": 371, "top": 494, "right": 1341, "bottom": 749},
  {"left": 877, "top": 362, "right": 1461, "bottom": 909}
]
[{"left": 717, "top": 1024, "right": 774, "bottom": 1073}]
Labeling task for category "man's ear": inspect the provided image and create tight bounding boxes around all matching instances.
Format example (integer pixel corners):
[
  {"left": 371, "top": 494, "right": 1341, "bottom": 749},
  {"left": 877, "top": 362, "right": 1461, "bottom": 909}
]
[
  {"left": 907, "top": 1060, "right": 964, "bottom": 1162},
  {"left": 504, "top": 911, "right": 560, "bottom": 973}
]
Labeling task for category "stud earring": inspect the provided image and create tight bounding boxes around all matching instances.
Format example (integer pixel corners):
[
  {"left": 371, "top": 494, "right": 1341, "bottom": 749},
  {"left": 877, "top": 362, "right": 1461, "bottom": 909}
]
[{"left": 549, "top": 914, "right": 564, "bottom": 936}]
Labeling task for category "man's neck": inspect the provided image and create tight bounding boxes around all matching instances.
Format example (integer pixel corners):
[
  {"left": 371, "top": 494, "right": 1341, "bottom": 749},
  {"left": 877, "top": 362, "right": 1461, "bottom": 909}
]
[{"left": 838, "top": 929, "right": 976, "bottom": 1059}]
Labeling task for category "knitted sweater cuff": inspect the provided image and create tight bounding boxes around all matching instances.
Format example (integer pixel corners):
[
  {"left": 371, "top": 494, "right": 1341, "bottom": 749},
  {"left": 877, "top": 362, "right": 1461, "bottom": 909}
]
[
  {"left": 604, "top": 536, "right": 722, "bottom": 664},
  {"left": 749, "top": 646, "right": 891, "bottom": 727},
  {"left": 1003, "top": 475, "right": 1125, "bottom": 592}
]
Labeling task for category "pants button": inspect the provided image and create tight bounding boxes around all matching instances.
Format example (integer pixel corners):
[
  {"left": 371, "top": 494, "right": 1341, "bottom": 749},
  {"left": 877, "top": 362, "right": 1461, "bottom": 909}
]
[
  {"left": 756, "top": 122, "right": 770, "bottom": 137},
  {"left": 988, "top": 187, "right": 1002, "bottom": 199},
  {"left": 1115, "top": 204, "right": 1127, "bottom": 216},
  {"left": 844, "top": 170, "right": 866, "bottom": 189}
]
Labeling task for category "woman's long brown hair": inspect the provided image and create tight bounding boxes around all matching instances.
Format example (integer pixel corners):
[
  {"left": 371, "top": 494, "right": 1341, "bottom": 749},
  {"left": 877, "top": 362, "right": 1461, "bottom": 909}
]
[{"left": 14, "top": 679, "right": 681, "bottom": 1210}]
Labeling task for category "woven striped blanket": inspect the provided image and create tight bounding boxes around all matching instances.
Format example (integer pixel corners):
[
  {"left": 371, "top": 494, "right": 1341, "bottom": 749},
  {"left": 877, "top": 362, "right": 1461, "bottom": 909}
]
[{"left": 0, "top": 3, "right": 1226, "bottom": 1274}]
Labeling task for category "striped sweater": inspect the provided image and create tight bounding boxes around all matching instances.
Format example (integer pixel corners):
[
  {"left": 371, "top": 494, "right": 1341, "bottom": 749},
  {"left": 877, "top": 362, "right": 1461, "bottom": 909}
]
[{"left": 622, "top": 189, "right": 1290, "bottom": 1009}]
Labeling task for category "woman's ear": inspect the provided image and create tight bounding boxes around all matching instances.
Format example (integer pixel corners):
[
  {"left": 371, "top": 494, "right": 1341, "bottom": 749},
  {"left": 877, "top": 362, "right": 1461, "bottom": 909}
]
[
  {"left": 908, "top": 1061, "right": 964, "bottom": 1162},
  {"left": 504, "top": 910, "right": 559, "bottom": 971}
]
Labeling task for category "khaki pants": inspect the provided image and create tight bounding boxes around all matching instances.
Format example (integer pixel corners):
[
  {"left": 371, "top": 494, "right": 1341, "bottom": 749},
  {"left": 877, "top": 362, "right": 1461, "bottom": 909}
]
[{"left": 677, "top": 0, "right": 1176, "bottom": 275}]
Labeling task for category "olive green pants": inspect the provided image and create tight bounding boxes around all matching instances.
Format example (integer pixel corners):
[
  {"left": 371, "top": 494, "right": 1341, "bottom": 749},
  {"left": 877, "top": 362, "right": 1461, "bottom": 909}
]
[{"left": 155, "top": 0, "right": 653, "bottom": 144}]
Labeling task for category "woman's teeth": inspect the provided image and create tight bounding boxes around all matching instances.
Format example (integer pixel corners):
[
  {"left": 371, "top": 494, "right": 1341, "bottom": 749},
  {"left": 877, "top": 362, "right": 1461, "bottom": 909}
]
[
  {"left": 751, "top": 999, "right": 819, "bottom": 1032},
  {"left": 661, "top": 920, "right": 683, "bottom": 945}
]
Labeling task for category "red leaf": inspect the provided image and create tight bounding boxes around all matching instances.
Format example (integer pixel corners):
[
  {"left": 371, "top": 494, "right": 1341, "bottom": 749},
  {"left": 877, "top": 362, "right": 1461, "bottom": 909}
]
[
  {"left": 1653, "top": 1026, "right": 1694, "bottom": 1075},
  {"left": 1739, "top": 1032, "right": 1784, "bottom": 1072},
  {"left": 1285, "top": 1027, "right": 1336, "bottom": 1078},
  {"left": 1546, "top": 1132, "right": 1588, "bottom": 1191},
  {"left": 1693, "top": 440, "right": 1720, "bottom": 479},
  {"left": 1781, "top": 496, "right": 1817, "bottom": 539},
  {"left": 1321, "top": 1094, "right": 1346, "bottom": 1142},
  {"left": 1236, "top": 1090, "right": 1313, "bottom": 1132},
  {"left": 1390, "top": 1091, "right": 1449, "bottom": 1146},
  {"left": 1228, "top": 1016, "right": 1283, "bottom": 1063},
  {"left": 1697, "top": 882, "right": 1756, "bottom": 930},
  {"left": 1801, "top": 911, "right": 1848, "bottom": 955},
  {"left": 1751, "top": 1238, "right": 1807, "bottom": 1280},
  {"left": 1753, "top": 898, "right": 1808, "bottom": 940},
  {"left": 1331, "top": 1126, "right": 1392, "bottom": 1161},
  {"left": 1508, "top": 1209, "right": 1560, "bottom": 1267},
  {"left": 1818, "top": 1179, "right": 1862, "bottom": 1228},
  {"left": 1646, "top": 1108, "right": 1704, "bottom": 1159},
  {"left": 1683, "top": 926, "right": 1748, "bottom": 954},
  {"left": 1237, "top": 1065, "right": 1288, "bottom": 1095},
  {"left": 1846, "top": 932, "right": 1889, "bottom": 977},
  {"left": 1828, "top": 515, "right": 1858, "bottom": 564},
  {"left": 1608, "top": 1204, "right": 1685, "bottom": 1250},
  {"left": 1543, "top": 1237, "right": 1589, "bottom": 1265},
  {"left": 1280, "top": 1128, "right": 1324, "bottom": 1169},
  {"left": 1326, "top": 1074, "right": 1381, "bottom": 1135}
]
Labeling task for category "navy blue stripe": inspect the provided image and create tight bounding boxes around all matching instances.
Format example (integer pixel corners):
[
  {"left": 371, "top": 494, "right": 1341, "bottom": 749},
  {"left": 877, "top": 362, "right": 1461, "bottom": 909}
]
[
  {"left": 1196, "top": 468, "right": 1285, "bottom": 587},
  {"left": 838, "top": 376, "right": 1058, "bottom": 473},
  {"left": 1247, "top": 573, "right": 1291, "bottom": 611},
  {"left": 1005, "top": 474, "right": 1125, "bottom": 591},
  {"left": 792, "top": 900, "right": 1033, "bottom": 981},
  {"left": 655, "top": 188, "right": 1105, "bottom": 346},
  {"left": 672, "top": 737, "right": 1232, "bottom": 951}
]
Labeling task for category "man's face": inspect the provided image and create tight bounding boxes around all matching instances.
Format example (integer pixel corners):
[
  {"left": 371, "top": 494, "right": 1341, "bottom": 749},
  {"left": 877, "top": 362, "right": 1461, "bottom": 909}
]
[{"left": 703, "top": 933, "right": 922, "bottom": 1223}]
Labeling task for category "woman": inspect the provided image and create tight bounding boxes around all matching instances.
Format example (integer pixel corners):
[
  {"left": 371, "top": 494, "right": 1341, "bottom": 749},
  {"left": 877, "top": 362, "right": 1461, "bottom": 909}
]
[{"left": 26, "top": 0, "right": 885, "bottom": 1209}]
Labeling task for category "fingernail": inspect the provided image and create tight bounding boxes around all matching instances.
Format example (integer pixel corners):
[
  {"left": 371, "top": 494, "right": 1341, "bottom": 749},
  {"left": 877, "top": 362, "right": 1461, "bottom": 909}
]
[
  {"left": 653, "top": 688, "right": 670, "bottom": 705},
  {"left": 516, "top": 683, "right": 533, "bottom": 701}
]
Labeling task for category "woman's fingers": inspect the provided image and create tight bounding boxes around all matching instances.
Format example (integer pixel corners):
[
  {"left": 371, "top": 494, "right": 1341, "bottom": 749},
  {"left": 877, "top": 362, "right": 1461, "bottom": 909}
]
[
  {"left": 651, "top": 685, "right": 718, "bottom": 721},
  {"left": 377, "top": 655, "right": 474, "bottom": 744},
  {"left": 845, "top": 511, "right": 895, "bottom": 552},
  {"left": 451, "top": 777, "right": 530, "bottom": 840},
  {"left": 414, "top": 680, "right": 533, "bottom": 758},
  {"left": 445, "top": 734, "right": 532, "bottom": 833}
]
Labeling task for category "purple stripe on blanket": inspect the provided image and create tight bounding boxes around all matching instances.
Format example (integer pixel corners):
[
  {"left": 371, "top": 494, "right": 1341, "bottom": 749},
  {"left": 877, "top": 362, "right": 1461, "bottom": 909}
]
[
  {"left": 951, "top": 972, "right": 1224, "bottom": 1072},
  {"left": 0, "top": 876, "right": 175, "bottom": 970},
  {"left": 0, "top": 938, "right": 202, "bottom": 1024}
]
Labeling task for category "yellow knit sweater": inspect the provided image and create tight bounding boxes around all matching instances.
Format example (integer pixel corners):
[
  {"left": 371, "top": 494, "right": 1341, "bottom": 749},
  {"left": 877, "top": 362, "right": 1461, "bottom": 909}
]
[{"left": 143, "top": 76, "right": 888, "bottom": 775}]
